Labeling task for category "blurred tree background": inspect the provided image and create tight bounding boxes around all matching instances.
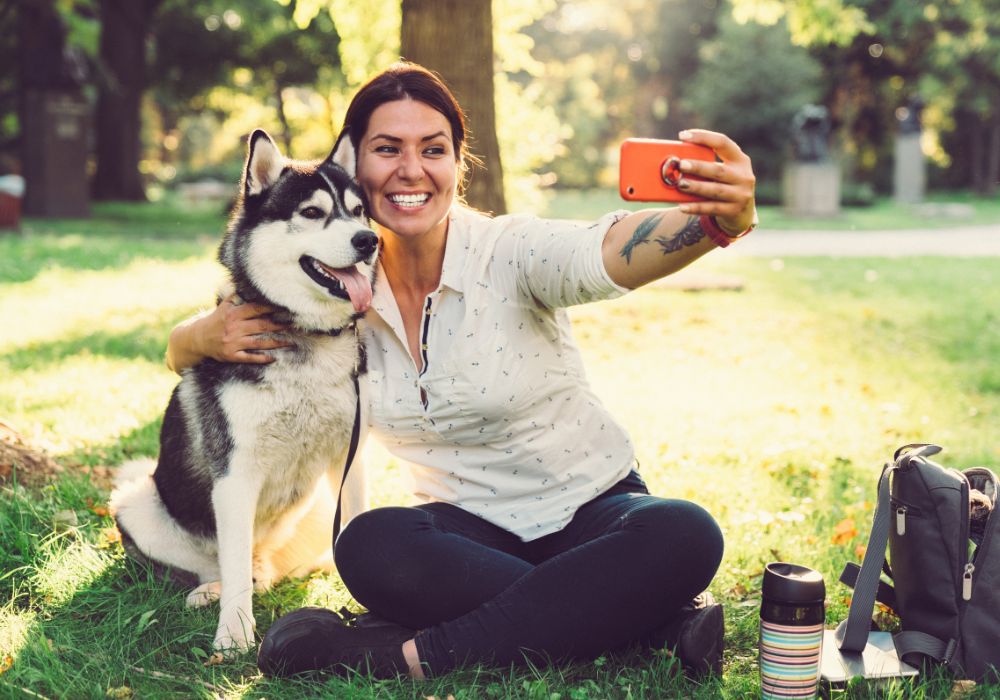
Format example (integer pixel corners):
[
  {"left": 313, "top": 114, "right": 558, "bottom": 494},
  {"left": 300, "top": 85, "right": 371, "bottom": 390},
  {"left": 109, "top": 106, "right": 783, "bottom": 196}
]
[{"left": 0, "top": 0, "right": 997, "bottom": 213}]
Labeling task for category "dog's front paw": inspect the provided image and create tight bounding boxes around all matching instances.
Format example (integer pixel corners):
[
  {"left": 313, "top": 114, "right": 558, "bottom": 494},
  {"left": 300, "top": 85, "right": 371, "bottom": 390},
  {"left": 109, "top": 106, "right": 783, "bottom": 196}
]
[
  {"left": 253, "top": 576, "right": 275, "bottom": 593},
  {"left": 252, "top": 554, "right": 276, "bottom": 593},
  {"left": 186, "top": 581, "right": 221, "bottom": 608},
  {"left": 213, "top": 612, "right": 256, "bottom": 654}
]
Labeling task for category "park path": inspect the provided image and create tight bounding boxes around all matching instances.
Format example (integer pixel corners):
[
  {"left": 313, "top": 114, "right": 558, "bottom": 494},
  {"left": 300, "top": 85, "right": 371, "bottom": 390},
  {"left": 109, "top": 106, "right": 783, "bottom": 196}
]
[
  {"left": 653, "top": 223, "right": 999, "bottom": 291},
  {"left": 732, "top": 223, "right": 1000, "bottom": 257}
]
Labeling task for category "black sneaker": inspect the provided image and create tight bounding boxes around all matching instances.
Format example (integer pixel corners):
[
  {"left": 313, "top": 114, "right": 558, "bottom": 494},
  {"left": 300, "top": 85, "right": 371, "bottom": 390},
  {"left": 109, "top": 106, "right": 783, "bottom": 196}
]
[
  {"left": 647, "top": 592, "right": 725, "bottom": 677},
  {"left": 257, "top": 607, "right": 414, "bottom": 678}
]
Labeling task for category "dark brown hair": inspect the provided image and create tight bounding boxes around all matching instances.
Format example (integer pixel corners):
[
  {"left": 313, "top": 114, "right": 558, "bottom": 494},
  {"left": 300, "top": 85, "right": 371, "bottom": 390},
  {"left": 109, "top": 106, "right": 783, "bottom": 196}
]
[{"left": 341, "top": 61, "right": 479, "bottom": 191}]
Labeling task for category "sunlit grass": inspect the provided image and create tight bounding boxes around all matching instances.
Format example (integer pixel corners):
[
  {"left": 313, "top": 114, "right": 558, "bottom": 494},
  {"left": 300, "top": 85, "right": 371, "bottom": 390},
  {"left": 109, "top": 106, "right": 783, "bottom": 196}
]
[
  {"left": 31, "top": 535, "right": 118, "bottom": 607},
  {"left": 0, "top": 609, "right": 35, "bottom": 661},
  {"left": 2, "top": 204, "right": 999, "bottom": 697}
]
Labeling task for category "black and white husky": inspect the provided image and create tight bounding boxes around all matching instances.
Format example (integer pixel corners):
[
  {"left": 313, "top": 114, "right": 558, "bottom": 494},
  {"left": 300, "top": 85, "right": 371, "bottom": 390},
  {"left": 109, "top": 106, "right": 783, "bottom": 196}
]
[{"left": 111, "top": 129, "right": 376, "bottom": 654}]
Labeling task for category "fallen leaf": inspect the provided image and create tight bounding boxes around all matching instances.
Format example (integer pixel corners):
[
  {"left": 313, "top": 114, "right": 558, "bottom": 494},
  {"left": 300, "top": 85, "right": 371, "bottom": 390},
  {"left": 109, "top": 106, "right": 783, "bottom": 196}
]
[
  {"left": 854, "top": 544, "right": 867, "bottom": 559},
  {"left": 0, "top": 655, "right": 12, "bottom": 675},
  {"left": 949, "top": 679, "right": 978, "bottom": 698},
  {"left": 105, "top": 687, "right": 133, "bottom": 699},
  {"left": 832, "top": 518, "right": 858, "bottom": 545},
  {"left": 52, "top": 509, "right": 79, "bottom": 531},
  {"left": 203, "top": 652, "right": 226, "bottom": 667}
]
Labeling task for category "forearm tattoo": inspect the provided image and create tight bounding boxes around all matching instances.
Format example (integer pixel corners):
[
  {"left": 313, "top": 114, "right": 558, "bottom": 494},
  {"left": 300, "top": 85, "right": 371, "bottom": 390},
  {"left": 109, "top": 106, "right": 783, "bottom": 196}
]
[
  {"left": 656, "top": 216, "right": 706, "bottom": 254},
  {"left": 618, "top": 213, "right": 663, "bottom": 264}
]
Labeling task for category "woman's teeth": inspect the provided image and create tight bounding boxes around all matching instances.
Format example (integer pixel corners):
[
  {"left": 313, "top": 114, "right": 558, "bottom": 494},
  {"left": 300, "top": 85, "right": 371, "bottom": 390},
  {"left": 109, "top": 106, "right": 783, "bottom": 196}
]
[{"left": 389, "top": 193, "right": 429, "bottom": 208}]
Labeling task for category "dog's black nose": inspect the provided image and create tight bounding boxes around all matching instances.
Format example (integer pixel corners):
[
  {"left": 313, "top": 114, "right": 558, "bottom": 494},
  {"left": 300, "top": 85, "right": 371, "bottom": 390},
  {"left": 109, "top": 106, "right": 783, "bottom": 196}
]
[{"left": 352, "top": 231, "right": 378, "bottom": 257}]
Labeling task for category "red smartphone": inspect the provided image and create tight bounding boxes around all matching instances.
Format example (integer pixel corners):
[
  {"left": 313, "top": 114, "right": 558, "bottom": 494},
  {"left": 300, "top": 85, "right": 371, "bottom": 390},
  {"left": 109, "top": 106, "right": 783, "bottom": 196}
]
[{"left": 619, "top": 138, "right": 716, "bottom": 202}]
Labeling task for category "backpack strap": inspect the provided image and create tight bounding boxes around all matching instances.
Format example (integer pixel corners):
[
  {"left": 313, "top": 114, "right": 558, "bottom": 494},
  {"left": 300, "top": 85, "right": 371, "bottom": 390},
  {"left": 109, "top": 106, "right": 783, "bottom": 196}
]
[
  {"left": 838, "top": 561, "right": 897, "bottom": 611},
  {"left": 893, "top": 630, "right": 954, "bottom": 665},
  {"left": 836, "top": 462, "right": 895, "bottom": 652}
]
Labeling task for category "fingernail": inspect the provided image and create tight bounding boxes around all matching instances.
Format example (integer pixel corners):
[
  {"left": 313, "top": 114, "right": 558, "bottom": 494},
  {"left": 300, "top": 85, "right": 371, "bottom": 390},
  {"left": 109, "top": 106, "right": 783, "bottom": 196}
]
[
  {"left": 680, "top": 160, "right": 692, "bottom": 170},
  {"left": 678, "top": 179, "right": 691, "bottom": 189},
  {"left": 679, "top": 130, "right": 693, "bottom": 140},
  {"left": 678, "top": 205, "right": 691, "bottom": 213}
]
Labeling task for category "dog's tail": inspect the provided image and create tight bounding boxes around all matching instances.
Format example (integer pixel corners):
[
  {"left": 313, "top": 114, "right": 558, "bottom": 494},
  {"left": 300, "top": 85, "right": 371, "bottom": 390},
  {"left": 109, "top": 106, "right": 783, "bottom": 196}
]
[
  {"left": 110, "top": 458, "right": 216, "bottom": 586},
  {"left": 112, "top": 457, "right": 156, "bottom": 488}
]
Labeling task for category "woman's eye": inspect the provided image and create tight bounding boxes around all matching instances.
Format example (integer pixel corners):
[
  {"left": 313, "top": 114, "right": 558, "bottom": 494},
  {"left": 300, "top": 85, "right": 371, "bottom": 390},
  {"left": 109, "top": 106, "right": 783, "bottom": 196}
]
[
  {"left": 300, "top": 206, "right": 325, "bottom": 219},
  {"left": 425, "top": 146, "right": 446, "bottom": 156},
  {"left": 351, "top": 205, "right": 364, "bottom": 218},
  {"left": 374, "top": 145, "right": 398, "bottom": 154}
]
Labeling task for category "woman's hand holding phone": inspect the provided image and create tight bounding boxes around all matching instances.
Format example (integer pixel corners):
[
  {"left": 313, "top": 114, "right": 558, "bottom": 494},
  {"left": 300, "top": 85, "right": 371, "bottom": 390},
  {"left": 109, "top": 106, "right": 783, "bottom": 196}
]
[{"left": 619, "top": 130, "right": 757, "bottom": 236}]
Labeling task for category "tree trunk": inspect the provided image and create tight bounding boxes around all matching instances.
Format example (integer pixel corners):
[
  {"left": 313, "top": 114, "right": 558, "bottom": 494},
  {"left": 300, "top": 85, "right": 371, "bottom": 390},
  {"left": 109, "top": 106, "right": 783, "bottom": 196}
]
[
  {"left": 969, "top": 115, "right": 985, "bottom": 193},
  {"left": 985, "top": 110, "right": 1000, "bottom": 196},
  {"left": 93, "top": 0, "right": 160, "bottom": 201},
  {"left": 401, "top": 0, "right": 506, "bottom": 215},
  {"left": 18, "top": 0, "right": 91, "bottom": 217},
  {"left": 275, "top": 79, "right": 293, "bottom": 155}
]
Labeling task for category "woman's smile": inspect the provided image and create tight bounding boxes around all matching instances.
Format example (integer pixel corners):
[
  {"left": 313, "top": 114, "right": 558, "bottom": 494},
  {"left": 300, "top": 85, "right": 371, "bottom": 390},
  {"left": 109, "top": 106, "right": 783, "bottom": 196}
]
[{"left": 357, "top": 99, "right": 459, "bottom": 242}]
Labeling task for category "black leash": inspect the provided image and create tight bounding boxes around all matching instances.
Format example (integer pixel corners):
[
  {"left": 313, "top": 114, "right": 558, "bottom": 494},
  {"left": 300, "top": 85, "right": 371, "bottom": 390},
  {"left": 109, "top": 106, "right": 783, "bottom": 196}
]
[{"left": 332, "top": 370, "right": 362, "bottom": 546}]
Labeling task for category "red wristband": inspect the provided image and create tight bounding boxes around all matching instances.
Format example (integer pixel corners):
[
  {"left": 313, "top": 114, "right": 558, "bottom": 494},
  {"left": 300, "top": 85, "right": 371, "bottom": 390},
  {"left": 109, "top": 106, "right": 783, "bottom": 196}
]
[
  {"left": 699, "top": 215, "right": 733, "bottom": 248},
  {"left": 699, "top": 210, "right": 758, "bottom": 248}
]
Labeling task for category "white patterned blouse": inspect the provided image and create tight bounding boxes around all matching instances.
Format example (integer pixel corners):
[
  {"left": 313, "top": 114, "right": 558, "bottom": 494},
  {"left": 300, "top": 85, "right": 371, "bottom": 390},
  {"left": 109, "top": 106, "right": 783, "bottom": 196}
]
[{"left": 362, "top": 205, "right": 636, "bottom": 540}]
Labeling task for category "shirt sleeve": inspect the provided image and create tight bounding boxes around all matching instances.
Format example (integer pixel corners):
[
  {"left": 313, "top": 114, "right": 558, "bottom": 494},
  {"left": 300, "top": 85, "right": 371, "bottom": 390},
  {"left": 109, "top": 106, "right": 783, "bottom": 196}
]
[{"left": 488, "top": 210, "right": 632, "bottom": 309}]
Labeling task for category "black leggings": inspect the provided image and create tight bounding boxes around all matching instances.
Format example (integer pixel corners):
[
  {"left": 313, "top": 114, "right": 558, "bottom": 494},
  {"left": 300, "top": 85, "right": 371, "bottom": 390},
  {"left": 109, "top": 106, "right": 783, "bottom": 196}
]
[{"left": 333, "top": 471, "right": 724, "bottom": 675}]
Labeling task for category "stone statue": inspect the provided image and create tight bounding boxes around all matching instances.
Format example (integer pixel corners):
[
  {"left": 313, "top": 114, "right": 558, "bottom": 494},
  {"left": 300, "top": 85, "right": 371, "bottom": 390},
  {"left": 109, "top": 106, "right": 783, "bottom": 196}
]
[
  {"left": 897, "top": 97, "right": 924, "bottom": 135},
  {"left": 791, "top": 104, "right": 831, "bottom": 163}
]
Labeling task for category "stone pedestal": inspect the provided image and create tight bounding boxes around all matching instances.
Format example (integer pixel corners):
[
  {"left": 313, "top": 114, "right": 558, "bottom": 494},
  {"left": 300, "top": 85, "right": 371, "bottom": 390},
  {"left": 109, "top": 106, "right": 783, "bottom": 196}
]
[
  {"left": 782, "top": 162, "right": 840, "bottom": 217},
  {"left": 22, "top": 90, "right": 90, "bottom": 218},
  {"left": 894, "top": 133, "right": 925, "bottom": 204}
]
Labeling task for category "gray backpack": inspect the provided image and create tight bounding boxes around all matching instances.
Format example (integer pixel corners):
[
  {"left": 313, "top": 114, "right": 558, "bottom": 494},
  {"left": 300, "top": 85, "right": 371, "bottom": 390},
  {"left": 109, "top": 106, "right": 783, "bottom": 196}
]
[{"left": 837, "top": 443, "right": 1000, "bottom": 681}]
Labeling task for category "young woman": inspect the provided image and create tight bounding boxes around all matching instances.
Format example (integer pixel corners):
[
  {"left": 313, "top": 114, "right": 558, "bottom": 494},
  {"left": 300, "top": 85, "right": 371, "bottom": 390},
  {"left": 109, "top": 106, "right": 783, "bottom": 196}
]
[{"left": 167, "top": 62, "right": 756, "bottom": 679}]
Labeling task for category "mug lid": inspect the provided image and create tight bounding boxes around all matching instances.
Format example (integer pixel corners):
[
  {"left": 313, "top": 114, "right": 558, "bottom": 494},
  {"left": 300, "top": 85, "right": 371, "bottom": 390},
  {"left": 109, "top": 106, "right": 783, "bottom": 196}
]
[{"left": 762, "top": 562, "right": 825, "bottom": 603}]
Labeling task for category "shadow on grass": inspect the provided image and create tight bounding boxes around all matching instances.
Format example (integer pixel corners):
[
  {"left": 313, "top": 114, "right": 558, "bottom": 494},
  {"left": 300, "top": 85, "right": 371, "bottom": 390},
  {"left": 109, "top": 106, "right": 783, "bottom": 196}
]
[
  {"left": 63, "top": 417, "right": 165, "bottom": 469},
  {"left": 0, "top": 233, "right": 216, "bottom": 286},
  {"left": 2, "top": 318, "right": 190, "bottom": 372}
]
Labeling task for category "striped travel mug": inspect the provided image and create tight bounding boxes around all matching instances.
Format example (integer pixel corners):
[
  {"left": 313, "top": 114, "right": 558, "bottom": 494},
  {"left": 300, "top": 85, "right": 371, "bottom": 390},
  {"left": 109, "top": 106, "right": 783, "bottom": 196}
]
[{"left": 759, "top": 562, "right": 826, "bottom": 699}]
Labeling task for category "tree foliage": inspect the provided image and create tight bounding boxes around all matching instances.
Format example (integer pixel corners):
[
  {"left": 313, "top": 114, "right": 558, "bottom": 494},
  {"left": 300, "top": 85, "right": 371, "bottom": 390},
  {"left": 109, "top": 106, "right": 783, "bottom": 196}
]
[
  {"left": 151, "top": 0, "right": 343, "bottom": 159},
  {"left": 685, "top": 15, "right": 822, "bottom": 181},
  {"left": 733, "top": 0, "right": 1000, "bottom": 192}
]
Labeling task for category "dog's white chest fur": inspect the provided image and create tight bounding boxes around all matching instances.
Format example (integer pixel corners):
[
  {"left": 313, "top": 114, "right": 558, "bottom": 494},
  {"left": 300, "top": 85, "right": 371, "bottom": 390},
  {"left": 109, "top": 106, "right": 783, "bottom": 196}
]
[{"left": 219, "top": 334, "right": 358, "bottom": 525}]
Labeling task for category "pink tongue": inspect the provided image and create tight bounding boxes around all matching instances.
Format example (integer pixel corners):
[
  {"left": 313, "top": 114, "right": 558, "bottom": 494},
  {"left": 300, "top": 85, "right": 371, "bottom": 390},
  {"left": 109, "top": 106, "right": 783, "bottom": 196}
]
[{"left": 320, "top": 263, "right": 373, "bottom": 313}]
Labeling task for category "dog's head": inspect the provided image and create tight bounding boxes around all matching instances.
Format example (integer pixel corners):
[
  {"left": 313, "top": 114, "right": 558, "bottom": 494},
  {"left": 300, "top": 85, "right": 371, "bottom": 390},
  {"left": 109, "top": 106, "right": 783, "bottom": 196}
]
[{"left": 221, "top": 129, "right": 377, "bottom": 332}]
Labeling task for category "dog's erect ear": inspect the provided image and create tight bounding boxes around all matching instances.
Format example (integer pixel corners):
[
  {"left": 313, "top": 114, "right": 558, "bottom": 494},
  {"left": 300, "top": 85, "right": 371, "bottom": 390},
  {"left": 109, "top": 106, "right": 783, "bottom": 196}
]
[
  {"left": 244, "top": 129, "right": 285, "bottom": 197},
  {"left": 329, "top": 130, "right": 356, "bottom": 178}
]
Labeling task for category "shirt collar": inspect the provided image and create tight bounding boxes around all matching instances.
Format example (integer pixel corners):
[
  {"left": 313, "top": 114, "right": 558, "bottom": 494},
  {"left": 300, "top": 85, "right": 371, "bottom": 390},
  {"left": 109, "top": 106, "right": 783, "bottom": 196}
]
[
  {"left": 439, "top": 206, "right": 480, "bottom": 294},
  {"left": 370, "top": 206, "right": 480, "bottom": 318}
]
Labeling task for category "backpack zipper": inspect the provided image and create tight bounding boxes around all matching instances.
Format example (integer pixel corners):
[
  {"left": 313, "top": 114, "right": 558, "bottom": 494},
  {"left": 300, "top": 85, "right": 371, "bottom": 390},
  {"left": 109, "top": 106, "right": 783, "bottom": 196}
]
[
  {"left": 890, "top": 499, "right": 922, "bottom": 536},
  {"left": 960, "top": 467, "right": 999, "bottom": 601},
  {"left": 962, "top": 563, "right": 974, "bottom": 600},
  {"left": 957, "top": 471, "right": 972, "bottom": 601}
]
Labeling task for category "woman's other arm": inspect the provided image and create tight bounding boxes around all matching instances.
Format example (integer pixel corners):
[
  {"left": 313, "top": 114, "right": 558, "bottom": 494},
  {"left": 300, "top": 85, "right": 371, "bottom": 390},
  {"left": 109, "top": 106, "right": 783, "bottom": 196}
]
[{"left": 165, "top": 295, "right": 290, "bottom": 374}]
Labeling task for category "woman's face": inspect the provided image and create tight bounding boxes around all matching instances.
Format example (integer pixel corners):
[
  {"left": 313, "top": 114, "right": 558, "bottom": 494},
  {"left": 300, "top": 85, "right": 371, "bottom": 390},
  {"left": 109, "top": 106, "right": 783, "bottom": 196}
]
[{"left": 356, "top": 98, "right": 459, "bottom": 242}]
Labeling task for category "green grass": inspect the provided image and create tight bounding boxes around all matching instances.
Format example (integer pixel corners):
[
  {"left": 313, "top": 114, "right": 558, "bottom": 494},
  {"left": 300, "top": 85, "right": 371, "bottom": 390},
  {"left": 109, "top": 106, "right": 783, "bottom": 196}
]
[
  {"left": 2, "top": 201, "right": 999, "bottom": 698},
  {"left": 538, "top": 188, "right": 1000, "bottom": 231}
]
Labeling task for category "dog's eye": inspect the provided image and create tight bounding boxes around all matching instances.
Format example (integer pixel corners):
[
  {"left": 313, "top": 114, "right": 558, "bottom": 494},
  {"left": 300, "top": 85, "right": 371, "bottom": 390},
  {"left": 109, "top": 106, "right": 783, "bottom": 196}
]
[
  {"left": 300, "top": 206, "right": 325, "bottom": 219},
  {"left": 351, "top": 205, "right": 364, "bottom": 218}
]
